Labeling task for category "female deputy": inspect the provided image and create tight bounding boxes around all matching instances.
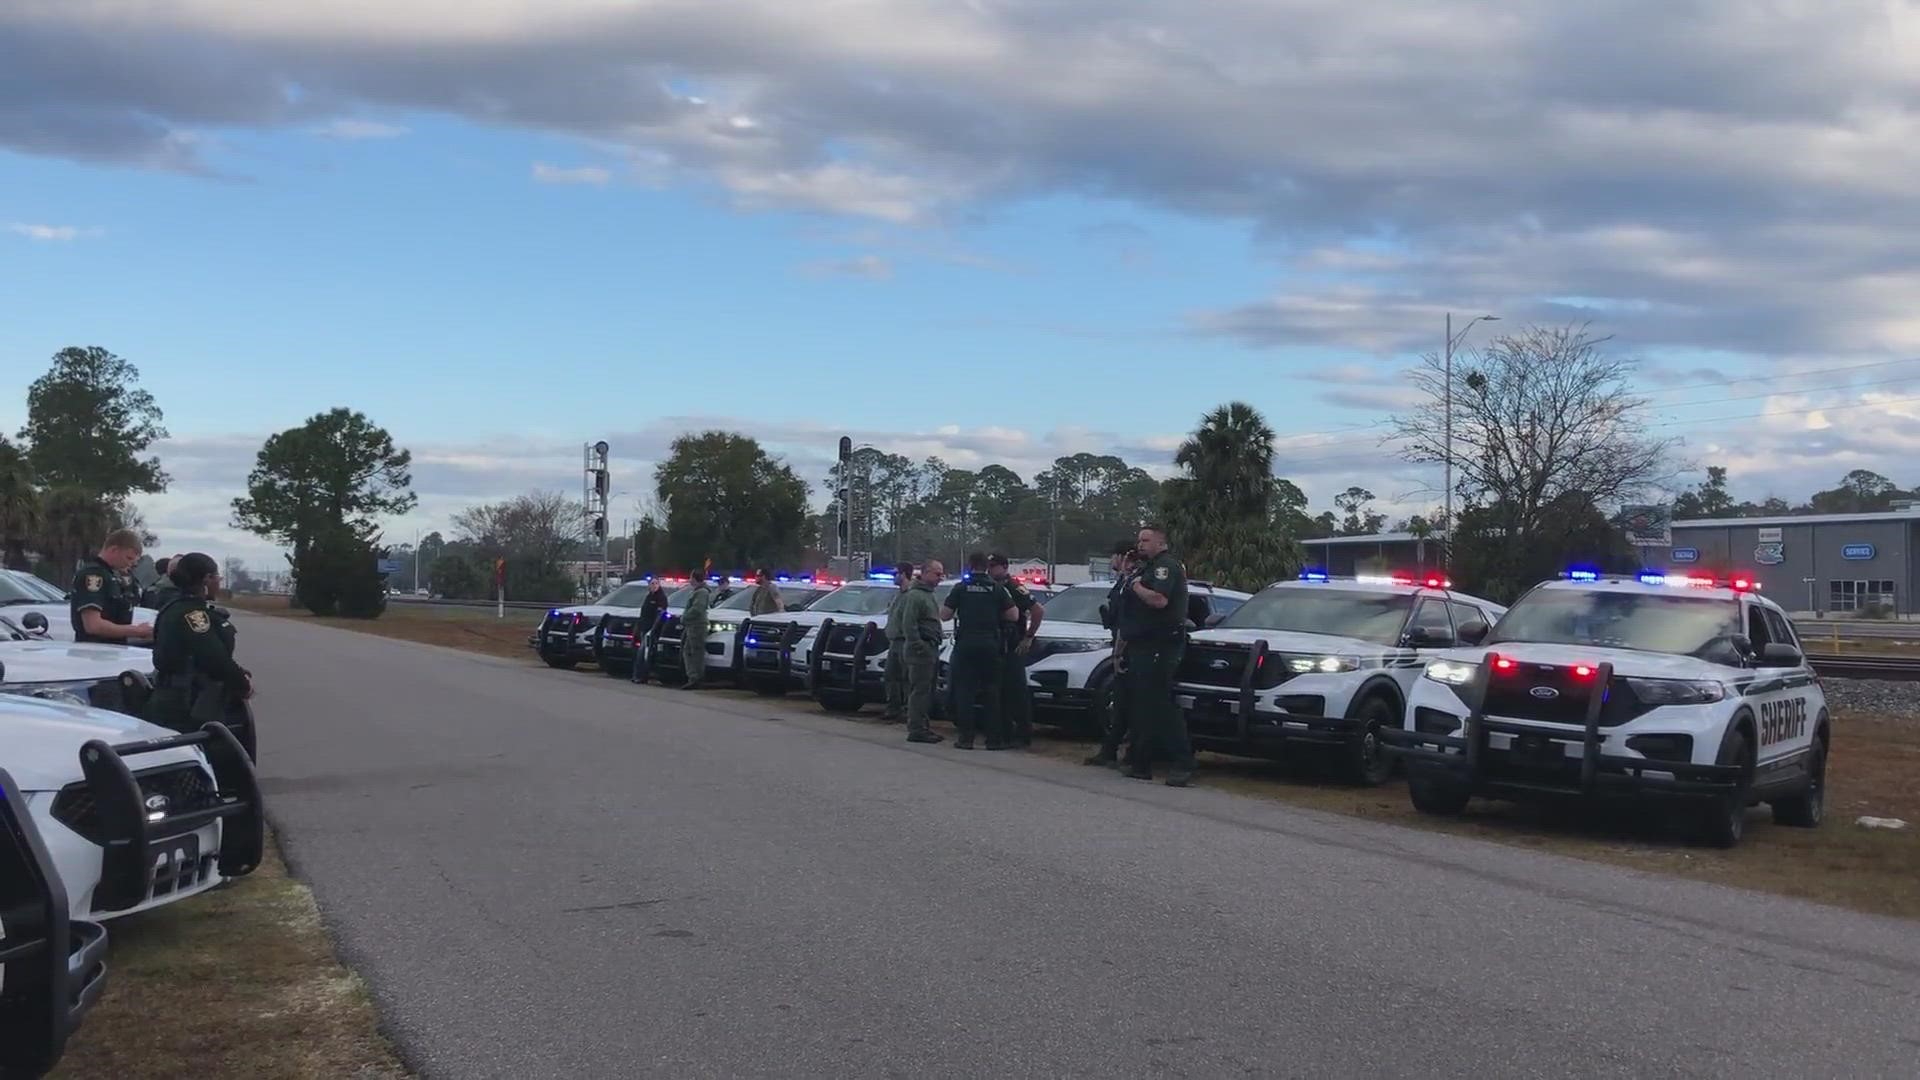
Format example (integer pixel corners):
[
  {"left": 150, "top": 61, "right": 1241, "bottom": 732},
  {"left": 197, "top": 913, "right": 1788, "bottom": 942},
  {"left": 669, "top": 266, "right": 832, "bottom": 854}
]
[{"left": 148, "top": 552, "right": 256, "bottom": 758}]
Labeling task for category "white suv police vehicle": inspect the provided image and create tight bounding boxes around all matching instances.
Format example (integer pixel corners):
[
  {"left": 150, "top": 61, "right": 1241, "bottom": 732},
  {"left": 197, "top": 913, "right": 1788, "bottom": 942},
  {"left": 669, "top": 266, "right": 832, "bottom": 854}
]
[
  {"left": 1382, "top": 570, "right": 1826, "bottom": 847},
  {"left": 1172, "top": 573, "right": 1505, "bottom": 784},
  {"left": 734, "top": 576, "right": 938, "bottom": 707},
  {"left": 0, "top": 693, "right": 263, "bottom": 920},
  {"left": 646, "top": 578, "right": 838, "bottom": 682},
  {"left": 1, "top": 614, "right": 157, "bottom": 715},
  {"left": 1, "top": 569, "right": 157, "bottom": 642},
  {"left": 531, "top": 579, "right": 681, "bottom": 670},
  {"left": 944, "top": 580, "right": 1248, "bottom": 733}
]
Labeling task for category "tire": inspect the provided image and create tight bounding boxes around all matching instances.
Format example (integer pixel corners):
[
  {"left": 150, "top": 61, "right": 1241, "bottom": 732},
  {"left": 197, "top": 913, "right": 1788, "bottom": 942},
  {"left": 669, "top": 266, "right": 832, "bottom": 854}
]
[
  {"left": 1082, "top": 673, "right": 1116, "bottom": 738},
  {"left": 818, "top": 692, "right": 863, "bottom": 714},
  {"left": 1771, "top": 729, "right": 1828, "bottom": 829},
  {"left": 1408, "top": 773, "right": 1471, "bottom": 816},
  {"left": 598, "top": 659, "right": 628, "bottom": 678},
  {"left": 1345, "top": 695, "right": 1400, "bottom": 786},
  {"left": 751, "top": 677, "right": 786, "bottom": 697},
  {"left": 542, "top": 656, "right": 576, "bottom": 670},
  {"left": 1698, "top": 727, "right": 1753, "bottom": 848}
]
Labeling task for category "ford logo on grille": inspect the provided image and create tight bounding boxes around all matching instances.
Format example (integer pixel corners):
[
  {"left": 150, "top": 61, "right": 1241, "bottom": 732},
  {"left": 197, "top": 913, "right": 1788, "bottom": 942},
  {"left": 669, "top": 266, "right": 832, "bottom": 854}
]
[
  {"left": 1529, "top": 686, "right": 1559, "bottom": 700},
  {"left": 144, "top": 793, "right": 171, "bottom": 813},
  {"left": 1209, "top": 659, "right": 1230, "bottom": 669}
]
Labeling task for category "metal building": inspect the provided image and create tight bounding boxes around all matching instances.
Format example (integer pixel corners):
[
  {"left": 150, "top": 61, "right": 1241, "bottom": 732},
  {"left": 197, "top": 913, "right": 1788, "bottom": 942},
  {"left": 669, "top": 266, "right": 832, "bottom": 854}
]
[
  {"left": 1647, "top": 509, "right": 1920, "bottom": 616},
  {"left": 1299, "top": 532, "right": 1445, "bottom": 577}
]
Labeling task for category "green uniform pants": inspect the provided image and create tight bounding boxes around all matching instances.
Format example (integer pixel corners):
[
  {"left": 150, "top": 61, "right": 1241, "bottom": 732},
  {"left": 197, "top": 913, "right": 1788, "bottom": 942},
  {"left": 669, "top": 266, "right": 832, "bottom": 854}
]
[
  {"left": 904, "top": 639, "right": 937, "bottom": 736},
  {"left": 883, "top": 639, "right": 909, "bottom": 717},
  {"left": 1124, "top": 636, "right": 1190, "bottom": 769},
  {"left": 1002, "top": 648, "right": 1033, "bottom": 741},
  {"left": 949, "top": 639, "right": 1005, "bottom": 743},
  {"left": 682, "top": 619, "right": 708, "bottom": 683}
]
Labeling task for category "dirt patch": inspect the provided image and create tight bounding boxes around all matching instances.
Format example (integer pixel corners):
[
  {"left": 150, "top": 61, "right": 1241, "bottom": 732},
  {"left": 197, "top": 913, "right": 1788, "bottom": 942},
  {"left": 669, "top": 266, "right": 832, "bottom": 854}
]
[
  {"left": 228, "top": 594, "right": 542, "bottom": 662},
  {"left": 49, "top": 834, "right": 410, "bottom": 1079}
]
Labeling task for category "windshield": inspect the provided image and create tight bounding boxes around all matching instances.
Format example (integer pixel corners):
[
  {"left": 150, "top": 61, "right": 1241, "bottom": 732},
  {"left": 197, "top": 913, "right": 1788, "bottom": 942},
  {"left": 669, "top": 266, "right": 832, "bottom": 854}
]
[
  {"left": 0, "top": 571, "right": 62, "bottom": 606},
  {"left": 597, "top": 582, "right": 655, "bottom": 607},
  {"left": 1042, "top": 587, "right": 1111, "bottom": 625},
  {"left": 1489, "top": 589, "right": 1741, "bottom": 657},
  {"left": 1220, "top": 587, "right": 1415, "bottom": 645},
  {"left": 716, "top": 585, "right": 824, "bottom": 611},
  {"left": 808, "top": 586, "right": 898, "bottom": 616},
  {"left": 667, "top": 586, "right": 696, "bottom": 607}
]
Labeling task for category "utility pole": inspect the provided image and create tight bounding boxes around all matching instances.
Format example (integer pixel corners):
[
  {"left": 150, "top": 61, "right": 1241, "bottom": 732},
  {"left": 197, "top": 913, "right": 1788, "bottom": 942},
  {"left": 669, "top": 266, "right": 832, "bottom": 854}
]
[
  {"left": 585, "top": 440, "right": 611, "bottom": 595},
  {"left": 413, "top": 527, "right": 420, "bottom": 594}
]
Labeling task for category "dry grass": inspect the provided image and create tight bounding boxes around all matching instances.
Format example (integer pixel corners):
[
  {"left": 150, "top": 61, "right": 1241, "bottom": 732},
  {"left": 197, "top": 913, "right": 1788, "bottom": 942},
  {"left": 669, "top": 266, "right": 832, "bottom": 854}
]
[
  {"left": 228, "top": 594, "right": 540, "bottom": 661},
  {"left": 226, "top": 602, "right": 1920, "bottom": 919},
  {"left": 50, "top": 834, "right": 411, "bottom": 1080}
]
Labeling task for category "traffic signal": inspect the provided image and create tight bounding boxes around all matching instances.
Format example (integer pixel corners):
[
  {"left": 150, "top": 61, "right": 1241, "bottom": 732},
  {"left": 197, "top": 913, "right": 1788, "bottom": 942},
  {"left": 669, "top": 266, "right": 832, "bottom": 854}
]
[
  {"left": 838, "top": 436, "right": 852, "bottom": 462},
  {"left": 594, "top": 516, "right": 607, "bottom": 539}
]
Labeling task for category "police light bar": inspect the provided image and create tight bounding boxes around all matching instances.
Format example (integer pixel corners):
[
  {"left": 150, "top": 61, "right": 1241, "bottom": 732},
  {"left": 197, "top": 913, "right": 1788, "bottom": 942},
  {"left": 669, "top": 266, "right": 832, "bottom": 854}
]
[
  {"left": 1353, "top": 573, "right": 1453, "bottom": 588},
  {"left": 868, "top": 572, "right": 896, "bottom": 581},
  {"left": 1298, "top": 569, "right": 1330, "bottom": 582},
  {"left": 1564, "top": 568, "right": 1602, "bottom": 582},
  {"left": 1636, "top": 570, "right": 1759, "bottom": 591}
]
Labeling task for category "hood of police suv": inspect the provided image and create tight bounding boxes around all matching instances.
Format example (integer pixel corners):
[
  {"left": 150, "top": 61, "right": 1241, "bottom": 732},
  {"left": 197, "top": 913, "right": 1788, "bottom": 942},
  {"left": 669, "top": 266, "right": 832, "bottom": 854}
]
[{"left": 0, "top": 694, "right": 203, "bottom": 792}]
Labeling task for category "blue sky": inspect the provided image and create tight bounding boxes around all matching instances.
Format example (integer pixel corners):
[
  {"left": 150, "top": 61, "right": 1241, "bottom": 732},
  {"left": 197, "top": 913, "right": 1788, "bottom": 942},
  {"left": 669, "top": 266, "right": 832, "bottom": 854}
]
[{"left": 4, "top": 1, "right": 1919, "bottom": 566}]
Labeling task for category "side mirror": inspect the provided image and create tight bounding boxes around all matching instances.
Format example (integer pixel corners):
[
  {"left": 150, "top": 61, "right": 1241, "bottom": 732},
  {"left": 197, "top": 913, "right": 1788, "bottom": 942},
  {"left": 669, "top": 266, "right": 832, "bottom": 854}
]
[
  {"left": 1406, "top": 625, "right": 1455, "bottom": 648},
  {"left": 1456, "top": 620, "right": 1489, "bottom": 646},
  {"left": 21, "top": 611, "right": 49, "bottom": 636},
  {"left": 1760, "top": 642, "right": 1804, "bottom": 667}
]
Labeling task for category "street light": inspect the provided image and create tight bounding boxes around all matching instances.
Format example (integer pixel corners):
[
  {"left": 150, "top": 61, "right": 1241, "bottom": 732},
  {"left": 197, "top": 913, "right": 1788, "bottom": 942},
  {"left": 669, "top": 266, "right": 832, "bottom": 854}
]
[{"left": 1442, "top": 312, "right": 1499, "bottom": 568}]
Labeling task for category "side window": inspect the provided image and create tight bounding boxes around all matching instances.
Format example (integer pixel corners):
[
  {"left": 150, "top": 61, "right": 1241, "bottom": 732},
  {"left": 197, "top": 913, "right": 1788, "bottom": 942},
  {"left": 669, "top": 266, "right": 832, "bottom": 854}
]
[
  {"left": 1447, "top": 601, "right": 1486, "bottom": 633},
  {"left": 1762, "top": 608, "right": 1798, "bottom": 650},
  {"left": 1209, "top": 595, "right": 1245, "bottom": 622},
  {"left": 1744, "top": 603, "right": 1773, "bottom": 649},
  {"left": 1408, "top": 599, "right": 1454, "bottom": 643}
]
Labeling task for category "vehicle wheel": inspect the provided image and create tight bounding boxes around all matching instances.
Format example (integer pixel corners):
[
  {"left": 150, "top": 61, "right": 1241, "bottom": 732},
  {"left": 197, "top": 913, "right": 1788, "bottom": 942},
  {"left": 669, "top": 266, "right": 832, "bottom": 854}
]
[
  {"left": 1083, "top": 673, "right": 1116, "bottom": 738},
  {"left": 1408, "top": 774, "right": 1471, "bottom": 816},
  {"left": 542, "top": 656, "right": 576, "bottom": 670},
  {"left": 1698, "top": 728, "right": 1753, "bottom": 848},
  {"left": 818, "top": 692, "right": 863, "bottom": 714},
  {"left": 751, "top": 678, "right": 786, "bottom": 697},
  {"left": 1345, "top": 695, "right": 1399, "bottom": 786},
  {"left": 598, "top": 659, "right": 626, "bottom": 677},
  {"left": 1771, "top": 729, "right": 1827, "bottom": 828}
]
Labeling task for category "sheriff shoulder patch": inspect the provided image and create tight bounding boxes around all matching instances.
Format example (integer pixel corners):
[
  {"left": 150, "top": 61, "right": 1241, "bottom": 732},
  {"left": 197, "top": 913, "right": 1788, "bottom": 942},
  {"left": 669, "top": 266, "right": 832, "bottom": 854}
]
[
  {"left": 185, "top": 609, "right": 212, "bottom": 633},
  {"left": 84, "top": 574, "right": 104, "bottom": 591},
  {"left": 1155, "top": 566, "right": 1169, "bottom": 580}
]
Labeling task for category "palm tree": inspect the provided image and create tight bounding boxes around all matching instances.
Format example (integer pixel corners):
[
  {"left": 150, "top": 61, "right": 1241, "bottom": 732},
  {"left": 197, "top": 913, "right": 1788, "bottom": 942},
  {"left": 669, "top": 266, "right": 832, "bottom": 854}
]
[
  {"left": 1172, "top": 402, "right": 1277, "bottom": 518},
  {"left": 0, "top": 440, "right": 42, "bottom": 570},
  {"left": 1161, "top": 402, "right": 1302, "bottom": 591}
]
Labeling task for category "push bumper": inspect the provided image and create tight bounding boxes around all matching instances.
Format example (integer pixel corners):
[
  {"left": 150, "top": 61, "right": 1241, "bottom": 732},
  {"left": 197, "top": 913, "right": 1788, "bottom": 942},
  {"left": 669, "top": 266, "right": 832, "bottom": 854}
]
[
  {"left": 531, "top": 614, "right": 599, "bottom": 662},
  {"left": 1, "top": 766, "right": 111, "bottom": 1079},
  {"left": 1171, "top": 640, "right": 1356, "bottom": 752},
  {"left": 810, "top": 619, "right": 887, "bottom": 702},
  {"left": 1379, "top": 662, "right": 1743, "bottom": 800},
  {"left": 78, "top": 722, "right": 265, "bottom": 914}
]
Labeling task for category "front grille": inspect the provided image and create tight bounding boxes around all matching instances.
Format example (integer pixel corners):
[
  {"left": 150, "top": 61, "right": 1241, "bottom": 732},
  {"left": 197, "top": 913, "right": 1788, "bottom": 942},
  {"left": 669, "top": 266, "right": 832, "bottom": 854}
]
[
  {"left": 823, "top": 624, "right": 880, "bottom": 655},
  {"left": 656, "top": 617, "right": 684, "bottom": 642},
  {"left": 1482, "top": 662, "right": 1637, "bottom": 728},
  {"left": 51, "top": 763, "right": 219, "bottom": 845}
]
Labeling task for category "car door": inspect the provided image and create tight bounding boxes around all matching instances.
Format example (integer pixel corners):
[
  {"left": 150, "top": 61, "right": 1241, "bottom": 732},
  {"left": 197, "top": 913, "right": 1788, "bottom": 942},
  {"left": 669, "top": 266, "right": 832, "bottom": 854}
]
[{"left": 1742, "top": 600, "right": 1815, "bottom": 778}]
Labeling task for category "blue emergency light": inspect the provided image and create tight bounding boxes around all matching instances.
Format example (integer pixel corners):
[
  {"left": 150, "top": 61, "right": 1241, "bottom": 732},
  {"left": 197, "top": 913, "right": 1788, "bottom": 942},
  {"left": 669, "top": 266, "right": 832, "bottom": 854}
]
[
  {"left": 1564, "top": 567, "right": 1602, "bottom": 582},
  {"left": 1298, "top": 569, "right": 1330, "bottom": 583}
]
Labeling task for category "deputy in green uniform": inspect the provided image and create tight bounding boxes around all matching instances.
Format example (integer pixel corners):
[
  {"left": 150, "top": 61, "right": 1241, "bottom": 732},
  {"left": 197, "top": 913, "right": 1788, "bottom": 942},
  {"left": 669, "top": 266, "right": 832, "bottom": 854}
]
[
  {"left": 148, "top": 553, "right": 254, "bottom": 754},
  {"left": 681, "top": 575, "right": 713, "bottom": 688},
  {"left": 1117, "top": 525, "right": 1195, "bottom": 786},
  {"left": 879, "top": 563, "right": 916, "bottom": 722},
  {"left": 69, "top": 529, "right": 153, "bottom": 645},
  {"left": 987, "top": 554, "right": 1045, "bottom": 748},
  {"left": 142, "top": 555, "right": 181, "bottom": 611},
  {"left": 939, "top": 552, "right": 1018, "bottom": 750},
  {"left": 748, "top": 568, "right": 785, "bottom": 616},
  {"left": 1085, "top": 540, "right": 1139, "bottom": 768},
  {"left": 897, "top": 560, "right": 945, "bottom": 744}
]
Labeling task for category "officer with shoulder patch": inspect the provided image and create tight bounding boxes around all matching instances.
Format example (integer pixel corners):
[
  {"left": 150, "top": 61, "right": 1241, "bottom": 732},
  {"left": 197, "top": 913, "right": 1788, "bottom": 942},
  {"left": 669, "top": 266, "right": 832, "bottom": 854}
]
[
  {"left": 148, "top": 553, "right": 253, "bottom": 752},
  {"left": 70, "top": 528, "right": 154, "bottom": 645},
  {"left": 897, "top": 560, "right": 946, "bottom": 744},
  {"left": 879, "top": 563, "right": 916, "bottom": 722},
  {"left": 987, "top": 554, "right": 1045, "bottom": 748},
  {"left": 1085, "top": 540, "right": 1139, "bottom": 768},
  {"left": 1117, "top": 524, "right": 1195, "bottom": 786},
  {"left": 939, "top": 552, "right": 1018, "bottom": 750},
  {"left": 681, "top": 574, "right": 714, "bottom": 689}
]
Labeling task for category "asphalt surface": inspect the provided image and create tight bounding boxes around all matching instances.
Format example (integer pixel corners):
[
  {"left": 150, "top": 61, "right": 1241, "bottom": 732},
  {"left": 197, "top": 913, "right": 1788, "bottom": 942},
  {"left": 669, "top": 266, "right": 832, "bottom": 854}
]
[{"left": 244, "top": 615, "right": 1920, "bottom": 1079}]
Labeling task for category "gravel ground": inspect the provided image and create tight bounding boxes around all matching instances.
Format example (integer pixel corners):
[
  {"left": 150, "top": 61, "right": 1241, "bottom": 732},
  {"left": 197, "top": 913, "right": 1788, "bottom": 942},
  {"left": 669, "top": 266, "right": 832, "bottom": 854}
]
[{"left": 1822, "top": 676, "right": 1920, "bottom": 721}]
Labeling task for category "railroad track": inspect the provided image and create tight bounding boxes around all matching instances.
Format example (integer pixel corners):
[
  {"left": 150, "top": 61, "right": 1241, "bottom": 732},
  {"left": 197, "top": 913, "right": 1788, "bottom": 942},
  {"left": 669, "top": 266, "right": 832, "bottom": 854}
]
[{"left": 1806, "top": 653, "right": 1920, "bottom": 682}]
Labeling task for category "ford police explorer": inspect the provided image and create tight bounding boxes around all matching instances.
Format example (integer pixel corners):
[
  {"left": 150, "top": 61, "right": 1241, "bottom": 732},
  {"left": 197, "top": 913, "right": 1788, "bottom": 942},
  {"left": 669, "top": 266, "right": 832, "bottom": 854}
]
[
  {"left": 1382, "top": 570, "right": 1827, "bottom": 847},
  {"left": 0, "top": 693, "right": 262, "bottom": 921},
  {"left": 737, "top": 577, "right": 925, "bottom": 705},
  {"left": 531, "top": 579, "right": 683, "bottom": 670},
  {"left": 1, "top": 614, "right": 157, "bottom": 715},
  {"left": 945, "top": 580, "right": 1248, "bottom": 733},
  {"left": 646, "top": 578, "right": 837, "bottom": 683},
  {"left": 1172, "top": 573, "right": 1506, "bottom": 784}
]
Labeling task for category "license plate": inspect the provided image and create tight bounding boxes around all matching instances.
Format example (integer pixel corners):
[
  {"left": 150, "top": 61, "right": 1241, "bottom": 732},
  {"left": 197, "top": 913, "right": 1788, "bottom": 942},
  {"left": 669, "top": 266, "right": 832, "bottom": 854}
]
[
  {"left": 750, "top": 649, "right": 775, "bottom": 660},
  {"left": 1514, "top": 735, "right": 1561, "bottom": 764},
  {"left": 1209, "top": 698, "right": 1234, "bottom": 716},
  {"left": 547, "top": 632, "right": 568, "bottom": 643},
  {"left": 150, "top": 832, "right": 202, "bottom": 896}
]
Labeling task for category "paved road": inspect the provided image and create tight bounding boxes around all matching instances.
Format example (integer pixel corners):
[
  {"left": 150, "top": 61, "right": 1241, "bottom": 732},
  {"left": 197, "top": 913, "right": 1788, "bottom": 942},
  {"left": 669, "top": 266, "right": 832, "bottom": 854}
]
[{"left": 244, "top": 615, "right": 1920, "bottom": 1079}]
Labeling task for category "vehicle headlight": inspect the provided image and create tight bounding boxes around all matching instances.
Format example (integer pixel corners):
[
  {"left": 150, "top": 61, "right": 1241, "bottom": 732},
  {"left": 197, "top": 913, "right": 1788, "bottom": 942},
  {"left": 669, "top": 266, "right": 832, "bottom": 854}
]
[
  {"left": 708, "top": 621, "right": 739, "bottom": 636},
  {"left": 1047, "top": 640, "right": 1107, "bottom": 654},
  {"left": 1624, "top": 677, "right": 1726, "bottom": 705},
  {"left": 1423, "top": 660, "right": 1478, "bottom": 686},
  {"left": 1287, "top": 655, "right": 1358, "bottom": 674}
]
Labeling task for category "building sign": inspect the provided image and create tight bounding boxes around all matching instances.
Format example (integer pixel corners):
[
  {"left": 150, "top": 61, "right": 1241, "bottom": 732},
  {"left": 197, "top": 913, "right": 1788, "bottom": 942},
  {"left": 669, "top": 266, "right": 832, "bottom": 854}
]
[
  {"left": 1757, "top": 526, "right": 1784, "bottom": 543},
  {"left": 1755, "top": 543, "right": 1785, "bottom": 565},
  {"left": 1619, "top": 504, "right": 1672, "bottom": 546},
  {"left": 1670, "top": 547, "right": 1700, "bottom": 563},
  {"left": 1842, "top": 543, "right": 1877, "bottom": 560},
  {"left": 376, "top": 559, "right": 402, "bottom": 575}
]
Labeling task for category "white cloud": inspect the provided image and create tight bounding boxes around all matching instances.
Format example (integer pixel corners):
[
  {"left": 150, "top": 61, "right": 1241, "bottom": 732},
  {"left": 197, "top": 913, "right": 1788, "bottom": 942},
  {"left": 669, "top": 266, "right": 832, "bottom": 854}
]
[
  {"left": 531, "top": 162, "right": 612, "bottom": 185},
  {"left": 312, "top": 118, "right": 408, "bottom": 139},
  {"left": 7, "top": 222, "right": 99, "bottom": 241},
  {"left": 801, "top": 254, "right": 893, "bottom": 280}
]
